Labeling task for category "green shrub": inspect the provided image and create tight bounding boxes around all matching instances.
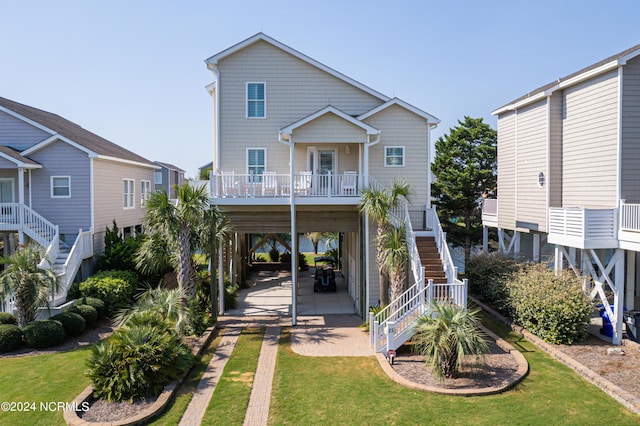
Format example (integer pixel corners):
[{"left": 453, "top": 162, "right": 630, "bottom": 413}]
[
  {"left": 51, "top": 311, "right": 86, "bottom": 336},
  {"left": 74, "top": 296, "right": 106, "bottom": 318},
  {"left": 79, "top": 270, "right": 138, "bottom": 316},
  {"left": 68, "top": 304, "right": 98, "bottom": 327},
  {"left": 466, "top": 253, "right": 520, "bottom": 315},
  {"left": 506, "top": 263, "right": 593, "bottom": 344},
  {"left": 0, "top": 324, "right": 23, "bottom": 352},
  {"left": 96, "top": 221, "right": 143, "bottom": 272},
  {"left": 224, "top": 280, "right": 238, "bottom": 309},
  {"left": 268, "top": 247, "right": 280, "bottom": 262},
  {"left": 0, "top": 312, "right": 18, "bottom": 325},
  {"left": 23, "top": 320, "right": 65, "bottom": 348},
  {"left": 86, "top": 320, "right": 193, "bottom": 402}
]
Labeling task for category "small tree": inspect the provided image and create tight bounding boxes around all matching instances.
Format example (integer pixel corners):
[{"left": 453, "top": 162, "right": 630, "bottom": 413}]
[
  {"left": 431, "top": 116, "right": 497, "bottom": 264},
  {"left": 378, "top": 222, "right": 409, "bottom": 303},
  {"left": 411, "top": 303, "right": 488, "bottom": 379},
  {"left": 305, "top": 232, "right": 324, "bottom": 254},
  {"left": 0, "top": 244, "right": 58, "bottom": 328}
]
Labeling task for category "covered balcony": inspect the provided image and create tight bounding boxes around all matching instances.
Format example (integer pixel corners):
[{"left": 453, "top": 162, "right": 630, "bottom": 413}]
[{"left": 209, "top": 172, "right": 364, "bottom": 205}]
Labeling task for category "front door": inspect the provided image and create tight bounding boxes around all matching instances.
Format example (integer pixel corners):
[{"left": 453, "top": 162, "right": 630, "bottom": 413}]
[{"left": 317, "top": 149, "right": 335, "bottom": 195}]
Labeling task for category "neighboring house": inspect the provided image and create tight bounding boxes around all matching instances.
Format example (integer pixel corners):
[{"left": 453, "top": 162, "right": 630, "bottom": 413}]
[
  {"left": 482, "top": 44, "right": 640, "bottom": 344},
  {"left": 205, "top": 33, "right": 466, "bottom": 352},
  {"left": 0, "top": 97, "right": 157, "bottom": 308},
  {"left": 154, "top": 161, "right": 185, "bottom": 199},
  {"left": 199, "top": 161, "right": 213, "bottom": 178}
]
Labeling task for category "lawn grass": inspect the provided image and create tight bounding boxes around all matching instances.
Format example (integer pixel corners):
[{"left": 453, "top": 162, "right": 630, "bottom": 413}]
[
  {"left": 148, "top": 329, "right": 224, "bottom": 425},
  {"left": 0, "top": 347, "right": 92, "bottom": 426},
  {"left": 201, "top": 327, "right": 264, "bottom": 425},
  {"left": 269, "top": 327, "right": 640, "bottom": 425}
]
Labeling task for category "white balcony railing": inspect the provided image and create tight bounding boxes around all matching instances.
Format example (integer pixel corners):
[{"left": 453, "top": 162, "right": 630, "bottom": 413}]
[
  {"left": 210, "top": 172, "right": 363, "bottom": 199},
  {"left": 621, "top": 202, "right": 640, "bottom": 233}
]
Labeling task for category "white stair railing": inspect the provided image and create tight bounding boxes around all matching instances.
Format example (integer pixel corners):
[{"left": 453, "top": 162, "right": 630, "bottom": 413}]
[
  {"left": 51, "top": 229, "right": 93, "bottom": 306},
  {"left": 370, "top": 201, "right": 468, "bottom": 354}
]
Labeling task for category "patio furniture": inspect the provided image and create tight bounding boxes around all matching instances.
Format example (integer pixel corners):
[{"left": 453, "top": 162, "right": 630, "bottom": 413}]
[
  {"left": 262, "top": 171, "right": 278, "bottom": 196},
  {"left": 341, "top": 171, "right": 357, "bottom": 195},
  {"left": 221, "top": 171, "right": 238, "bottom": 197},
  {"left": 295, "top": 171, "right": 312, "bottom": 195}
]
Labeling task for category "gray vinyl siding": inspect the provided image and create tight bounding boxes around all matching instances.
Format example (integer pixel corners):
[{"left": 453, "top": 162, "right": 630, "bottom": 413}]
[
  {"left": 93, "top": 158, "right": 155, "bottom": 252},
  {"left": 155, "top": 167, "right": 170, "bottom": 194},
  {"left": 549, "top": 93, "right": 563, "bottom": 207},
  {"left": 0, "top": 110, "right": 51, "bottom": 150},
  {"left": 217, "top": 40, "right": 384, "bottom": 174},
  {"left": 497, "top": 111, "right": 516, "bottom": 229},
  {"left": 515, "top": 100, "right": 548, "bottom": 232},
  {"left": 621, "top": 56, "right": 640, "bottom": 203},
  {"left": 364, "top": 104, "right": 429, "bottom": 229},
  {"left": 28, "top": 140, "right": 91, "bottom": 242},
  {"left": 562, "top": 70, "right": 619, "bottom": 208}
]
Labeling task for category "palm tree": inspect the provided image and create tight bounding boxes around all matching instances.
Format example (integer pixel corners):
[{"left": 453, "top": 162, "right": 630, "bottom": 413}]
[
  {"left": 0, "top": 243, "right": 58, "bottom": 327},
  {"left": 137, "top": 183, "right": 214, "bottom": 298},
  {"left": 378, "top": 222, "right": 409, "bottom": 303},
  {"left": 359, "top": 179, "right": 411, "bottom": 306},
  {"left": 410, "top": 303, "right": 489, "bottom": 379},
  {"left": 113, "top": 286, "right": 192, "bottom": 336}
]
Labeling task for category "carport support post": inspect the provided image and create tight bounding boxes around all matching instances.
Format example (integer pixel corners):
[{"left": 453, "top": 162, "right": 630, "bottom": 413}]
[
  {"left": 290, "top": 138, "right": 297, "bottom": 326},
  {"left": 218, "top": 240, "right": 224, "bottom": 315}
]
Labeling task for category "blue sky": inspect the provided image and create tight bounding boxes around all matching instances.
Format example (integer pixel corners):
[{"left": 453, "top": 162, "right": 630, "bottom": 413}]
[{"left": 1, "top": 1, "right": 639, "bottom": 177}]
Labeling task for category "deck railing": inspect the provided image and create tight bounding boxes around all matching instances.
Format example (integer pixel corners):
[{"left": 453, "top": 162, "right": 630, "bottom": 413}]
[
  {"left": 621, "top": 202, "right": 640, "bottom": 232},
  {"left": 210, "top": 172, "right": 363, "bottom": 198}
]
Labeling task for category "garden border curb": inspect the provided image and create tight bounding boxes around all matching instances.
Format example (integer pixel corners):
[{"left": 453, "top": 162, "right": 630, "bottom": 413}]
[
  {"left": 63, "top": 324, "right": 217, "bottom": 426},
  {"left": 469, "top": 295, "right": 640, "bottom": 414},
  {"left": 375, "top": 323, "right": 529, "bottom": 396}
]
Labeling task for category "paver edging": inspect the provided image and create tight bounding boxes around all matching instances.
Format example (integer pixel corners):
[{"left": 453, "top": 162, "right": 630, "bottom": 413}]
[
  {"left": 375, "top": 322, "right": 528, "bottom": 396},
  {"left": 470, "top": 295, "right": 640, "bottom": 414},
  {"left": 64, "top": 324, "right": 217, "bottom": 426}
]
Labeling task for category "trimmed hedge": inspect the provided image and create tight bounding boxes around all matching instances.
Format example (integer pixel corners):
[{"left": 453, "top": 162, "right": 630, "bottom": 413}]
[
  {"left": 79, "top": 270, "right": 138, "bottom": 316},
  {"left": 51, "top": 311, "right": 86, "bottom": 336},
  {"left": 23, "top": 320, "right": 65, "bottom": 349},
  {"left": 0, "top": 312, "right": 18, "bottom": 325},
  {"left": 466, "top": 253, "right": 520, "bottom": 316},
  {"left": 68, "top": 304, "right": 98, "bottom": 327},
  {"left": 0, "top": 324, "right": 23, "bottom": 352},
  {"left": 74, "top": 296, "right": 106, "bottom": 318},
  {"left": 506, "top": 263, "right": 593, "bottom": 344}
]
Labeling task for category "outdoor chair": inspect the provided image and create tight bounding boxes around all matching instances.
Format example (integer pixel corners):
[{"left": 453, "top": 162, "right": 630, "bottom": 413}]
[
  {"left": 221, "top": 171, "right": 238, "bottom": 197},
  {"left": 262, "top": 171, "right": 278, "bottom": 196},
  {"left": 295, "top": 171, "right": 312, "bottom": 195},
  {"left": 340, "top": 171, "right": 357, "bottom": 195}
]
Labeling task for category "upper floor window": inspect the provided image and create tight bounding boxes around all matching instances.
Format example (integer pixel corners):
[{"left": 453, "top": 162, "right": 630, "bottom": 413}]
[
  {"left": 385, "top": 146, "right": 405, "bottom": 167},
  {"left": 51, "top": 176, "right": 71, "bottom": 198},
  {"left": 247, "top": 82, "right": 266, "bottom": 118},
  {"left": 141, "top": 180, "right": 151, "bottom": 206},
  {"left": 123, "top": 179, "right": 134, "bottom": 209},
  {"left": 155, "top": 171, "right": 162, "bottom": 185},
  {"left": 247, "top": 148, "right": 266, "bottom": 182}
]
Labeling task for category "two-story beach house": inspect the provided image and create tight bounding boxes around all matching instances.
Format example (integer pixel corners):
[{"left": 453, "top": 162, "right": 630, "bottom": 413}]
[
  {"left": 482, "top": 44, "right": 640, "bottom": 344},
  {"left": 205, "top": 33, "right": 466, "bottom": 352},
  {"left": 154, "top": 161, "right": 186, "bottom": 200},
  {"left": 0, "top": 96, "right": 157, "bottom": 310}
]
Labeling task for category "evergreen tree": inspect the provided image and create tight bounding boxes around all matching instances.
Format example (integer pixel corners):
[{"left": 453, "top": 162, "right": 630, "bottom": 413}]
[{"left": 431, "top": 116, "right": 496, "bottom": 263}]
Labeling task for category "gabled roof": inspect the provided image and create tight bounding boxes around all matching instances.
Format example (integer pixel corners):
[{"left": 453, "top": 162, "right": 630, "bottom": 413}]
[
  {"left": 155, "top": 161, "right": 185, "bottom": 173},
  {"left": 0, "top": 97, "right": 156, "bottom": 168},
  {"left": 493, "top": 43, "right": 640, "bottom": 115},
  {"left": 358, "top": 98, "right": 441, "bottom": 125},
  {"left": 280, "top": 105, "right": 379, "bottom": 138},
  {"left": 205, "top": 33, "right": 390, "bottom": 102},
  {"left": 199, "top": 161, "right": 213, "bottom": 171},
  {"left": 0, "top": 146, "right": 41, "bottom": 169}
]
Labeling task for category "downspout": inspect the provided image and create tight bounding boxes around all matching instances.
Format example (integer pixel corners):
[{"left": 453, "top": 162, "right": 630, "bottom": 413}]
[
  {"left": 363, "top": 133, "right": 381, "bottom": 188},
  {"left": 426, "top": 121, "right": 438, "bottom": 209}
]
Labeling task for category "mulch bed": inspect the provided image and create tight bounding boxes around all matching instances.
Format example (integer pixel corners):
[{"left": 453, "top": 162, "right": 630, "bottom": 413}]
[{"left": 390, "top": 340, "right": 521, "bottom": 390}]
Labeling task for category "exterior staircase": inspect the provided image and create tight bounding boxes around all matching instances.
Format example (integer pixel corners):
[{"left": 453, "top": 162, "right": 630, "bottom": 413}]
[
  {"left": 370, "top": 206, "right": 468, "bottom": 355},
  {"left": 416, "top": 236, "right": 447, "bottom": 285}
]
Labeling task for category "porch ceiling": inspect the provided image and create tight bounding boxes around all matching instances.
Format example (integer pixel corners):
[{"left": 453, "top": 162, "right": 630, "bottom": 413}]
[{"left": 220, "top": 205, "right": 359, "bottom": 233}]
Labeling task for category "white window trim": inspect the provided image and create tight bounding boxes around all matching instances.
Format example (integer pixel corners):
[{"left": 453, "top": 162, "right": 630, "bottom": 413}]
[
  {"left": 246, "top": 82, "right": 267, "bottom": 119},
  {"left": 123, "top": 178, "right": 135, "bottom": 209},
  {"left": 51, "top": 175, "right": 71, "bottom": 198},
  {"left": 141, "top": 180, "right": 151, "bottom": 206},
  {"left": 154, "top": 171, "right": 162, "bottom": 185},
  {"left": 246, "top": 147, "right": 267, "bottom": 182},
  {"left": 384, "top": 146, "right": 405, "bottom": 167},
  {"left": 0, "top": 178, "right": 15, "bottom": 203}
]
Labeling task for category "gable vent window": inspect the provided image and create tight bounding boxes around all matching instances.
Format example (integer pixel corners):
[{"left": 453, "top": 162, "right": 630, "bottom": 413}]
[
  {"left": 538, "top": 172, "right": 545, "bottom": 188},
  {"left": 247, "top": 82, "right": 266, "bottom": 118}
]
